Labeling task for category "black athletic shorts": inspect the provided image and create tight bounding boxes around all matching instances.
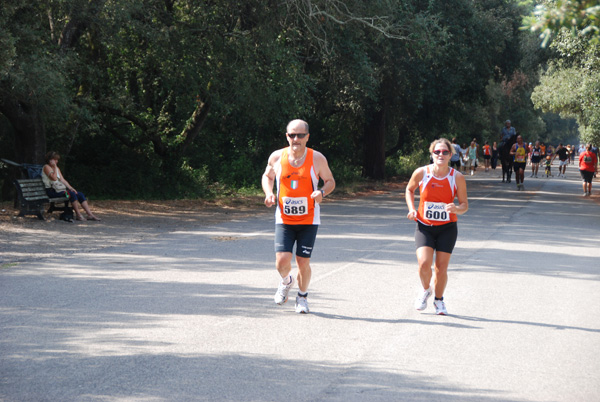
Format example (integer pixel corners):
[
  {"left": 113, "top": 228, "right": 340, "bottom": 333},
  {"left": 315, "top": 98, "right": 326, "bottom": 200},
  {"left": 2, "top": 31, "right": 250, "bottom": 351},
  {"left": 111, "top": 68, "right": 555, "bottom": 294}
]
[
  {"left": 580, "top": 169, "right": 594, "bottom": 183},
  {"left": 415, "top": 221, "right": 458, "bottom": 254},
  {"left": 450, "top": 160, "right": 461, "bottom": 169},
  {"left": 275, "top": 224, "right": 319, "bottom": 258},
  {"left": 513, "top": 162, "right": 526, "bottom": 172},
  {"left": 531, "top": 156, "right": 541, "bottom": 164}
]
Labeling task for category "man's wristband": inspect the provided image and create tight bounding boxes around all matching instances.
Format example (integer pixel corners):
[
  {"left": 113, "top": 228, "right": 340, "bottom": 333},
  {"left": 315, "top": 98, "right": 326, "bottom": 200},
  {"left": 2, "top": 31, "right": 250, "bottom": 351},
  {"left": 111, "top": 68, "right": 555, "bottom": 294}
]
[{"left": 320, "top": 189, "right": 325, "bottom": 197}]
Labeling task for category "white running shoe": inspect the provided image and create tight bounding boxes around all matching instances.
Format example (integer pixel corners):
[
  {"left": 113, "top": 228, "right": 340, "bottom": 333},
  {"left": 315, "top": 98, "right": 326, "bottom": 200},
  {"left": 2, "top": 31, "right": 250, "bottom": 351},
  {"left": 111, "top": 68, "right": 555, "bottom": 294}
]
[
  {"left": 434, "top": 299, "right": 448, "bottom": 315},
  {"left": 295, "top": 296, "right": 309, "bottom": 314},
  {"left": 274, "top": 276, "right": 294, "bottom": 305},
  {"left": 415, "top": 288, "right": 432, "bottom": 311}
]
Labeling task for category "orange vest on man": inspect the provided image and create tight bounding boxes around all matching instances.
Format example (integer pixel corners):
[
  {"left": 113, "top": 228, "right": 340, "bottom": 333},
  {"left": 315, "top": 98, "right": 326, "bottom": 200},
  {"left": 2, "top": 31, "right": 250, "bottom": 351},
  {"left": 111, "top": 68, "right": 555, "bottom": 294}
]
[{"left": 276, "top": 148, "right": 320, "bottom": 225}]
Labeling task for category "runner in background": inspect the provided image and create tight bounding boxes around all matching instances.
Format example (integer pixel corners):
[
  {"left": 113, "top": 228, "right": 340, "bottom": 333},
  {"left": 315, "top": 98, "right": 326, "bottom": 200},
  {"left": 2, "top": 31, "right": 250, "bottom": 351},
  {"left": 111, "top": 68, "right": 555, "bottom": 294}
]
[
  {"left": 482, "top": 141, "right": 491, "bottom": 172},
  {"left": 510, "top": 135, "right": 527, "bottom": 190},
  {"left": 552, "top": 143, "right": 569, "bottom": 178},
  {"left": 530, "top": 141, "right": 542, "bottom": 178},
  {"left": 579, "top": 143, "right": 598, "bottom": 196}
]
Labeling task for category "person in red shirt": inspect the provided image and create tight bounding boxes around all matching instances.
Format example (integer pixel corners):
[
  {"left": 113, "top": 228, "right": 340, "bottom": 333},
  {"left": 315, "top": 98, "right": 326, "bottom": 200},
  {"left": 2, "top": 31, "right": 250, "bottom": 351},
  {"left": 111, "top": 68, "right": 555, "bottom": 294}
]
[
  {"left": 579, "top": 143, "right": 598, "bottom": 196},
  {"left": 262, "top": 119, "right": 335, "bottom": 314},
  {"left": 405, "top": 138, "right": 469, "bottom": 315},
  {"left": 482, "top": 141, "right": 492, "bottom": 172}
]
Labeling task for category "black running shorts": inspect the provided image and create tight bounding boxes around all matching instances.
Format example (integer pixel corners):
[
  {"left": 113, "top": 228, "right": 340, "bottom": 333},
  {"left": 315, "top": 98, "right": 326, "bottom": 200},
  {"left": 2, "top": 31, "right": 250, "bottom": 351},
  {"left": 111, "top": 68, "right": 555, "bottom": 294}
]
[
  {"left": 580, "top": 169, "right": 594, "bottom": 183},
  {"left": 414, "top": 221, "right": 458, "bottom": 254},
  {"left": 513, "top": 162, "right": 526, "bottom": 172},
  {"left": 275, "top": 224, "right": 319, "bottom": 258}
]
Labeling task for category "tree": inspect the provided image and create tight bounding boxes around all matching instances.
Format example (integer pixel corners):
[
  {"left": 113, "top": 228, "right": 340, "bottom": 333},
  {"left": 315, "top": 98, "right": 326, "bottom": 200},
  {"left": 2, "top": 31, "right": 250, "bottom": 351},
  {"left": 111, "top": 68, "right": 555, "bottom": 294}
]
[
  {"left": 523, "top": 0, "right": 600, "bottom": 47},
  {"left": 531, "top": 30, "right": 600, "bottom": 144}
]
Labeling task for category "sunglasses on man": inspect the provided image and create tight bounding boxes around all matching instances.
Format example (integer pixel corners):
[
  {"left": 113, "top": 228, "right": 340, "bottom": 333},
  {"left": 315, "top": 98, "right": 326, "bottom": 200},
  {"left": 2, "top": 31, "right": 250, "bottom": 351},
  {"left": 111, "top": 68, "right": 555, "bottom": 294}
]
[{"left": 288, "top": 133, "right": 308, "bottom": 139}]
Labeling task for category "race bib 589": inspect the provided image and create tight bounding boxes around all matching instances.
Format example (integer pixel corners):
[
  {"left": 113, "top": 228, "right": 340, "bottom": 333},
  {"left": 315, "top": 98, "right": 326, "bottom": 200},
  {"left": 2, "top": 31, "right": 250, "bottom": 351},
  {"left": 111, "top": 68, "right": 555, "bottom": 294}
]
[{"left": 282, "top": 197, "right": 309, "bottom": 216}]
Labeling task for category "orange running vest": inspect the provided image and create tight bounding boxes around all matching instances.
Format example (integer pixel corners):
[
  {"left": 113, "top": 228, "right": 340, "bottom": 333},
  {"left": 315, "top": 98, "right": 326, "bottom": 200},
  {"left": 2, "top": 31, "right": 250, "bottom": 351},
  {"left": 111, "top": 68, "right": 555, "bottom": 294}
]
[
  {"left": 276, "top": 148, "right": 320, "bottom": 225},
  {"left": 417, "top": 165, "right": 458, "bottom": 226}
]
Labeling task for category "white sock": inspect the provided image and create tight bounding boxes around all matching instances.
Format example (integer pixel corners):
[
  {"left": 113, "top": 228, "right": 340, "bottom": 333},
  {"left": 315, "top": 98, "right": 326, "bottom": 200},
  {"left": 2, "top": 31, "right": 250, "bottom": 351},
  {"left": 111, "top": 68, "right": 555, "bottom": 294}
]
[{"left": 282, "top": 275, "right": 292, "bottom": 285}]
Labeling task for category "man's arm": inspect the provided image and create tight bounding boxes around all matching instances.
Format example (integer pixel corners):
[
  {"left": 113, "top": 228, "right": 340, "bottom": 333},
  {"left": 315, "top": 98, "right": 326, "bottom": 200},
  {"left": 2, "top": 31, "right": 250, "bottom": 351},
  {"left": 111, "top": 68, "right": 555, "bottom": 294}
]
[
  {"left": 313, "top": 151, "right": 335, "bottom": 203},
  {"left": 262, "top": 151, "right": 281, "bottom": 207}
]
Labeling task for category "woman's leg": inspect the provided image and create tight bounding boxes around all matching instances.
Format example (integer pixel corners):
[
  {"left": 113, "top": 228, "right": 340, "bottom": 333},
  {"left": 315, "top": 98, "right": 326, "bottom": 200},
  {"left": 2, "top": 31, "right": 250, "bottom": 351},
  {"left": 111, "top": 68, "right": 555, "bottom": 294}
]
[
  {"left": 80, "top": 200, "right": 99, "bottom": 220},
  {"left": 71, "top": 200, "right": 84, "bottom": 220},
  {"left": 416, "top": 246, "right": 434, "bottom": 290},
  {"left": 433, "top": 251, "right": 452, "bottom": 298}
]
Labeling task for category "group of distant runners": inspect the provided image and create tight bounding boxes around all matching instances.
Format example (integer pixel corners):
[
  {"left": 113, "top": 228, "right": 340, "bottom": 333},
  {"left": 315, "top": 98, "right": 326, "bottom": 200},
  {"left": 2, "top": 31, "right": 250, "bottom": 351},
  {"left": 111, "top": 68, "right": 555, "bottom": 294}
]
[
  {"left": 261, "top": 118, "right": 597, "bottom": 318},
  {"left": 448, "top": 120, "right": 598, "bottom": 193}
]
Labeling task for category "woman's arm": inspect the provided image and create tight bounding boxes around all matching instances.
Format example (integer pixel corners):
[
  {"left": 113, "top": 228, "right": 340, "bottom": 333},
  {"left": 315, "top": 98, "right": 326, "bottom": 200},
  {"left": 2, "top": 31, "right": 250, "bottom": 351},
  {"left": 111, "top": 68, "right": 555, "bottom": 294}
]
[
  {"left": 43, "top": 164, "right": 58, "bottom": 181},
  {"left": 405, "top": 168, "right": 424, "bottom": 221},
  {"left": 56, "top": 167, "right": 76, "bottom": 192},
  {"left": 446, "top": 173, "right": 468, "bottom": 216}
]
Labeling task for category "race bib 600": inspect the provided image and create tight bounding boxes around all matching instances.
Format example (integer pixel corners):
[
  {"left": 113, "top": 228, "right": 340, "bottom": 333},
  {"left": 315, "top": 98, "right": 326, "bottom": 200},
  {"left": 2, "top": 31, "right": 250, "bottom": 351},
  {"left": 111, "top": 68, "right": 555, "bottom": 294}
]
[{"left": 424, "top": 201, "right": 450, "bottom": 222}]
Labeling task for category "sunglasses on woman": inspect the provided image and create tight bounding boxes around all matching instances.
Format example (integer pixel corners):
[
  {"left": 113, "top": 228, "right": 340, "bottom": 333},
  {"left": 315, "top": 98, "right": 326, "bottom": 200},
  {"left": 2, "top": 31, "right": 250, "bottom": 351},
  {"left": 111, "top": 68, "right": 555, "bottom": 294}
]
[{"left": 432, "top": 150, "right": 450, "bottom": 155}]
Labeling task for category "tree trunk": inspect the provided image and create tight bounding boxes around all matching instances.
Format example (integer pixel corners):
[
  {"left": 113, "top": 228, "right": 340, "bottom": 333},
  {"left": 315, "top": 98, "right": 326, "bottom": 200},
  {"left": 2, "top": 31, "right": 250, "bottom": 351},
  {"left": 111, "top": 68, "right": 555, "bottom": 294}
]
[
  {"left": 363, "top": 106, "right": 387, "bottom": 180},
  {"left": 0, "top": 97, "right": 46, "bottom": 164}
]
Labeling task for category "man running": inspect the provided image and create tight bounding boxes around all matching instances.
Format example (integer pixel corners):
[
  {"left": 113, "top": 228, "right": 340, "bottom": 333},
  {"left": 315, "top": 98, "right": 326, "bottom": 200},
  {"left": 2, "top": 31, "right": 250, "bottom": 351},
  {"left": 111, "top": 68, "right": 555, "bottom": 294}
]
[
  {"left": 552, "top": 143, "right": 569, "bottom": 177},
  {"left": 510, "top": 135, "right": 527, "bottom": 190},
  {"left": 262, "top": 119, "right": 335, "bottom": 314}
]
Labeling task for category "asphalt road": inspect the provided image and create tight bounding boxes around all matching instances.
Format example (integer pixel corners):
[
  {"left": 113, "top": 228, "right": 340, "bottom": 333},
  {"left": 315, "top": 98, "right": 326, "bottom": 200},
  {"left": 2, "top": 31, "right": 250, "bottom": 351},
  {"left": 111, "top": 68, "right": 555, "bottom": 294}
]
[{"left": 2, "top": 170, "right": 600, "bottom": 402}]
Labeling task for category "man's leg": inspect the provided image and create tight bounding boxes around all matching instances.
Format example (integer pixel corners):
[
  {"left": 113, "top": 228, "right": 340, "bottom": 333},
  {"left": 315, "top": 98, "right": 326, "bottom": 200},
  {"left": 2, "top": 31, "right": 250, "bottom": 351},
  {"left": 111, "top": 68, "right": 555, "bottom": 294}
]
[
  {"left": 295, "top": 256, "right": 312, "bottom": 293},
  {"left": 274, "top": 252, "right": 294, "bottom": 304},
  {"left": 294, "top": 256, "right": 312, "bottom": 314},
  {"left": 276, "top": 252, "right": 293, "bottom": 279},
  {"left": 519, "top": 168, "right": 525, "bottom": 186}
]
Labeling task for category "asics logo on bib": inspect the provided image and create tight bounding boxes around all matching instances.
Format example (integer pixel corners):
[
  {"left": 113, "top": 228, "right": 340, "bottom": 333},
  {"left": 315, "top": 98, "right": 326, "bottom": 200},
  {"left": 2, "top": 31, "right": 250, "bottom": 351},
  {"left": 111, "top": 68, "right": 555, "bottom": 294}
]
[
  {"left": 427, "top": 203, "right": 445, "bottom": 211},
  {"left": 285, "top": 198, "right": 304, "bottom": 205}
]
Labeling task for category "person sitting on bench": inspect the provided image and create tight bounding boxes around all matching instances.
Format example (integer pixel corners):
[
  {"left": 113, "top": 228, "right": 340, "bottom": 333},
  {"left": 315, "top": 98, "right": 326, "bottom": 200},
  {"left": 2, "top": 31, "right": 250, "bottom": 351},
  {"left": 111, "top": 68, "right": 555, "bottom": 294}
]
[{"left": 42, "top": 151, "right": 101, "bottom": 221}]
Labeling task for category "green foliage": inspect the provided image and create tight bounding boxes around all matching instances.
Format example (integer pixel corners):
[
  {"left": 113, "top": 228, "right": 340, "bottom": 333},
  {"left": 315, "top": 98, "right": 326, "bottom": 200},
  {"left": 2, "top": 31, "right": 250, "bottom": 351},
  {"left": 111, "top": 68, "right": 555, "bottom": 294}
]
[
  {"left": 327, "top": 158, "right": 363, "bottom": 187},
  {"left": 385, "top": 148, "right": 429, "bottom": 178},
  {"left": 522, "top": 0, "right": 600, "bottom": 47},
  {"left": 1, "top": 0, "right": 586, "bottom": 200},
  {"left": 531, "top": 29, "right": 600, "bottom": 144}
]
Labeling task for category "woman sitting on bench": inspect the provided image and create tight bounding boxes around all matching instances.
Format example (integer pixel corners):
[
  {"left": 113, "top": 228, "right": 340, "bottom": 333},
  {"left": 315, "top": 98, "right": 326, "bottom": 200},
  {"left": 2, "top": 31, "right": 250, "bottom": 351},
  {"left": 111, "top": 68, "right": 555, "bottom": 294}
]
[{"left": 42, "top": 151, "right": 101, "bottom": 221}]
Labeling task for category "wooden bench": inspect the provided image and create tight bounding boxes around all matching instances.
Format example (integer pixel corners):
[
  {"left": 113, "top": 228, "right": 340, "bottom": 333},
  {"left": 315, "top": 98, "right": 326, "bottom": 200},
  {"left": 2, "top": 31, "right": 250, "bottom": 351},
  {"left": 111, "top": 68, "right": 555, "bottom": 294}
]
[{"left": 13, "top": 178, "right": 70, "bottom": 220}]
